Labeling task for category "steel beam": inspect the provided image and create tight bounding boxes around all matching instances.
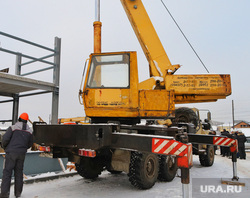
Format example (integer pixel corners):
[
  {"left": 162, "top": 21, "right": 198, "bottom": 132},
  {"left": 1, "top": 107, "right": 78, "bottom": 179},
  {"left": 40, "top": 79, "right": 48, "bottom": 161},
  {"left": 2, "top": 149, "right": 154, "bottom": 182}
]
[
  {"left": 0, "top": 31, "right": 55, "bottom": 52},
  {"left": 21, "top": 53, "right": 55, "bottom": 66},
  {"left": 187, "top": 134, "right": 214, "bottom": 144},
  {"left": 0, "top": 48, "right": 55, "bottom": 66}
]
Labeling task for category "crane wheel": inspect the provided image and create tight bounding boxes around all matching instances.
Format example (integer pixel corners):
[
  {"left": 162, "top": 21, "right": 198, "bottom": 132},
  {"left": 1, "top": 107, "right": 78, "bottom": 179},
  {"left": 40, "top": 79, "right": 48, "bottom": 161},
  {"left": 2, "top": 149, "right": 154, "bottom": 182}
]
[
  {"left": 199, "top": 145, "right": 215, "bottom": 167},
  {"left": 75, "top": 157, "right": 103, "bottom": 179},
  {"left": 174, "top": 107, "right": 199, "bottom": 128},
  {"left": 158, "top": 155, "right": 177, "bottom": 182},
  {"left": 128, "top": 152, "right": 159, "bottom": 189}
]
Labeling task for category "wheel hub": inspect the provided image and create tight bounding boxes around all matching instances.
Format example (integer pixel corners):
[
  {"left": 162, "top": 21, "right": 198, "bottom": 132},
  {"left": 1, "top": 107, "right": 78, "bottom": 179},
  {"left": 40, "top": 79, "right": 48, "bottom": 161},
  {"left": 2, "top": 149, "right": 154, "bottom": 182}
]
[{"left": 146, "top": 159, "right": 155, "bottom": 178}]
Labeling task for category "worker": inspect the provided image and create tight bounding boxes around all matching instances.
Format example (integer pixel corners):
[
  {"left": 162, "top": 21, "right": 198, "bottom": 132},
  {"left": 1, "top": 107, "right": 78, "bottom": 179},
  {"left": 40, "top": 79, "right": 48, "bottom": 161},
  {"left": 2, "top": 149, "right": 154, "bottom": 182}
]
[
  {"left": 220, "top": 129, "right": 231, "bottom": 157},
  {"left": 236, "top": 130, "right": 247, "bottom": 159},
  {"left": 0, "top": 113, "right": 33, "bottom": 198}
]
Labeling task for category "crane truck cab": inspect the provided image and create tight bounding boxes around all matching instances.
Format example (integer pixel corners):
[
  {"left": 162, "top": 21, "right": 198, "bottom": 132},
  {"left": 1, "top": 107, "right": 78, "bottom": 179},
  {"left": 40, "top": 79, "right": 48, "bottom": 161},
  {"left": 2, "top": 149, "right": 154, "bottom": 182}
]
[{"left": 82, "top": 51, "right": 175, "bottom": 125}]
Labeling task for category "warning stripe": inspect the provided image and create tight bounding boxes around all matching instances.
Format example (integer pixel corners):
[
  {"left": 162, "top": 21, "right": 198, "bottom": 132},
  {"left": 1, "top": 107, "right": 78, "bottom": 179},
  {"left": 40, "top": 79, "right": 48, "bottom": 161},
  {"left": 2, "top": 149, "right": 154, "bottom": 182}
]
[
  {"left": 221, "top": 138, "right": 231, "bottom": 146},
  {"left": 213, "top": 137, "right": 236, "bottom": 146},
  {"left": 164, "top": 142, "right": 179, "bottom": 155},
  {"left": 188, "top": 144, "right": 193, "bottom": 166},
  {"left": 213, "top": 137, "right": 224, "bottom": 145},
  {"left": 173, "top": 144, "right": 187, "bottom": 156},
  {"left": 152, "top": 138, "right": 187, "bottom": 157},
  {"left": 161, "top": 140, "right": 176, "bottom": 154},
  {"left": 153, "top": 139, "right": 169, "bottom": 153}
]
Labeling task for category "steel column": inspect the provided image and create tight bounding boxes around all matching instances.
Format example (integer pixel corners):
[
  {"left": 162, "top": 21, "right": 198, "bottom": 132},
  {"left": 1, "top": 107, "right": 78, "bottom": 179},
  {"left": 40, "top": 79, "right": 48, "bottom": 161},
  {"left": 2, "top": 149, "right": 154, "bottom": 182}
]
[
  {"left": 12, "top": 94, "right": 19, "bottom": 124},
  {"left": 12, "top": 54, "right": 22, "bottom": 124},
  {"left": 51, "top": 37, "right": 61, "bottom": 124}
]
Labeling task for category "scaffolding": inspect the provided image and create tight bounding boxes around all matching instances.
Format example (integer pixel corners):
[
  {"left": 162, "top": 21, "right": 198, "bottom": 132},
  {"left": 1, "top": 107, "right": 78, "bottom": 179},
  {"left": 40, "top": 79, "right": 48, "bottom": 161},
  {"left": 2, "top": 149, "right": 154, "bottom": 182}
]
[{"left": 0, "top": 31, "right": 61, "bottom": 125}]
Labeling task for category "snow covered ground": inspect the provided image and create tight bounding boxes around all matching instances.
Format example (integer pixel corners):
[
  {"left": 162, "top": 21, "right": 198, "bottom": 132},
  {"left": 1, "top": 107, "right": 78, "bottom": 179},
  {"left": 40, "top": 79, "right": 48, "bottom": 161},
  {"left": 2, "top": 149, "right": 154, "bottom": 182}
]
[{"left": 4, "top": 152, "right": 250, "bottom": 198}]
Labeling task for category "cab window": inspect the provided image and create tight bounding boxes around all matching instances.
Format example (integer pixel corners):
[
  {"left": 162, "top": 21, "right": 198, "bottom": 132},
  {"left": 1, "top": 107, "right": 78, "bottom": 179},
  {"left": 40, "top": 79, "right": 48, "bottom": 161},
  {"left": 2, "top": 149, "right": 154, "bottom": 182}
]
[{"left": 87, "top": 54, "right": 129, "bottom": 88}]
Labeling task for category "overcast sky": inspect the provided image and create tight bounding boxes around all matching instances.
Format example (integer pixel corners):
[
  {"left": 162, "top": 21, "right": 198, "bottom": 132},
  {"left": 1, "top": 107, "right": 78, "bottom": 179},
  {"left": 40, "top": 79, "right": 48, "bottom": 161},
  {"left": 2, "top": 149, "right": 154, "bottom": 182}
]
[{"left": 0, "top": 0, "right": 250, "bottom": 125}]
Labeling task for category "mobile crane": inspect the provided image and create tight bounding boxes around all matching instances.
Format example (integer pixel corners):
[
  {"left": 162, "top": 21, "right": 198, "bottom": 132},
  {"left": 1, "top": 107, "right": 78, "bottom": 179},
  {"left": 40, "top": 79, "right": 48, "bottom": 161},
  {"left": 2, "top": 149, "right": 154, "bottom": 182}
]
[
  {"left": 33, "top": 0, "right": 236, "bottom": 191},
  {"left": 83, "top": 0, "right": 231, "bottom": 125}
]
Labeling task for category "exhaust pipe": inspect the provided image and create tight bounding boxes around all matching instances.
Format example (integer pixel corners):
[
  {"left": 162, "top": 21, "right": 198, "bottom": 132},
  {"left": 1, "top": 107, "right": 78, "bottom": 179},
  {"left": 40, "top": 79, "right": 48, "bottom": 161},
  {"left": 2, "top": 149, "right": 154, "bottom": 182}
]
[{"left": 94, "top": 0, "right": 102, "bottom": 53}]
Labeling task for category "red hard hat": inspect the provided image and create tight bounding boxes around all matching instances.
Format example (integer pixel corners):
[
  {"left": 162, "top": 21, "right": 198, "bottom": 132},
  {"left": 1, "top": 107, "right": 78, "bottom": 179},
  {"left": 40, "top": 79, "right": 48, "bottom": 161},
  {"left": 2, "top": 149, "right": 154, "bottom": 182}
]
[{"left": 19, "top": 112, "right": 29, "bottom": 121}]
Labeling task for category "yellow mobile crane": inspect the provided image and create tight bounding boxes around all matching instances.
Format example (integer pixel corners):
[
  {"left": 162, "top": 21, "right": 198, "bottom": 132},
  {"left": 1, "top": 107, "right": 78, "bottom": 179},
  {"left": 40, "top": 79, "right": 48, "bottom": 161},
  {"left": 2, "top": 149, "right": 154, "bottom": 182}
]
[
  {"left": 81, "top": 0, "right": 231, "bottom": 125},
  {"left": 34, "top": 0, "right": 237, "bottom": 191},
  {"left": 80, "top": 0, "right": 231, "bottom": 168}
]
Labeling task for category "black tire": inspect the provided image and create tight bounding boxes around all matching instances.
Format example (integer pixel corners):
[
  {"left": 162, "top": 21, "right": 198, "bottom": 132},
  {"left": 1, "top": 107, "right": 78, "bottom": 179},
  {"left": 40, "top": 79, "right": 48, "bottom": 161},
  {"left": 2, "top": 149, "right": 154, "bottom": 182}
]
[
  {"left": 128, "top": 152, "right": 159, "bottom": 189},
  {"left": 199, "top": 145, "right": 215, "bottom": 167},
  {"left": 174, "top": 107, "right": 199, "bottom": 128},
  {"left": 75, "top": 157, "right": 104, "bottom": 179},
  {"left": 158, "top": 155, "right": 178, "bottom": 182}
]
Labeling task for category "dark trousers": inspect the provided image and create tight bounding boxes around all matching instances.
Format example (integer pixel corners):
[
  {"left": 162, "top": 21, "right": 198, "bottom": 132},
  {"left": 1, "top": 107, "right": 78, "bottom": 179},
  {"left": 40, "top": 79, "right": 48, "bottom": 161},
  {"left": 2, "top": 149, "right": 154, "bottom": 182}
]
[
  {"left": 1, "top": 153, "right": 25, "bottom": 198},
  {"left": 220, "top": 146, "right": 224, "bottom": 155},
  {"left": 221, "top": 146, "right": 230, "bottom": 156},
  {"left": 238, "top": 146, "right": 246, "bottom": 159}
]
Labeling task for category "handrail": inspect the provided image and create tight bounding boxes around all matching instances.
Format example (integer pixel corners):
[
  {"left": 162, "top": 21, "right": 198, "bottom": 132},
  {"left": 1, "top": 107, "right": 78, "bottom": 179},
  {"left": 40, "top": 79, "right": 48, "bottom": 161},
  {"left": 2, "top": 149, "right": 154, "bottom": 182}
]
[{"left": 0, "top": 31, "right": 55, "bottom": 52}]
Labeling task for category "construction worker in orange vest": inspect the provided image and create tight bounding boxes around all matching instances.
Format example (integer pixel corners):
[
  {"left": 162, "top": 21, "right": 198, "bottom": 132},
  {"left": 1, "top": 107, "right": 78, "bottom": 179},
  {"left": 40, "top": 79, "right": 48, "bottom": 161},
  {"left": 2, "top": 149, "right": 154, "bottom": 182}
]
[{"left": 1, "top": 113, "right": 33, "bottom": 198}]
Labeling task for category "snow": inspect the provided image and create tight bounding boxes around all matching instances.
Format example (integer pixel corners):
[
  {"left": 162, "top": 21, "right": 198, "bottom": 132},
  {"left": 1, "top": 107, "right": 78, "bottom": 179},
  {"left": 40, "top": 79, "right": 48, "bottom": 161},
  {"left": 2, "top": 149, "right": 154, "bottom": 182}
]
[{"left": 3, "top": 152, "right": 249, "bottom": 198}]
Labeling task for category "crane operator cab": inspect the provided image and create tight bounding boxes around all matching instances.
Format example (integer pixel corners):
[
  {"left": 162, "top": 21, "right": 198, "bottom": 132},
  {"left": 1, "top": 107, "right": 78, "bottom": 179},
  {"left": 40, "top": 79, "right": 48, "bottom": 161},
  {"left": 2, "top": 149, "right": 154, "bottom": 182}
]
[{"left": 81, "top": 51, "right": 175, "bottom": 124}]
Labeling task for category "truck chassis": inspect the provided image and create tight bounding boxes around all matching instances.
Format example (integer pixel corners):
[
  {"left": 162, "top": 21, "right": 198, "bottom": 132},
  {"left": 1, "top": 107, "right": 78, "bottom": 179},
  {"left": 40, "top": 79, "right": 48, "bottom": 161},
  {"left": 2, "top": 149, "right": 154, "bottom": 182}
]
[{"left": 33, "top": 122, "right": 236, "bottom": 189}]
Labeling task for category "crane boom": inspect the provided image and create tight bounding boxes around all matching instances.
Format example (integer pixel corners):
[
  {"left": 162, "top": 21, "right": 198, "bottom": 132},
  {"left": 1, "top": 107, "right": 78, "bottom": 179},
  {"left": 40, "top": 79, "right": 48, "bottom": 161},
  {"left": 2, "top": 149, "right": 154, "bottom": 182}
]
[
  {"left": 120, "top": 0, "right": 231, "bottom": 103},
  {"left": 121, "top": 0, "right": 180, "bottom": 77}
]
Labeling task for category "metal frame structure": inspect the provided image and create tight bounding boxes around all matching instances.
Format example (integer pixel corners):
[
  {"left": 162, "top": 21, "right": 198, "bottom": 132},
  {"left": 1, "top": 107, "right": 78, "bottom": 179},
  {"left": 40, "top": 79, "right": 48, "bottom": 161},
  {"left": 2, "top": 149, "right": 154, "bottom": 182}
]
[{"left": 0, "top": 31, "right": 61, "bottom": 124}]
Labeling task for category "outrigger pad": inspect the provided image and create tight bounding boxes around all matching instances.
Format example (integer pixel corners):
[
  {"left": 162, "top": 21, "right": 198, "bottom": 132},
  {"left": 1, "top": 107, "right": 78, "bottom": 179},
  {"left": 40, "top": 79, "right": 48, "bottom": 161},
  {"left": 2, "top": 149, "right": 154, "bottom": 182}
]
[{"left": 221, "top": 178, "right": 245, "bottom": 186}]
